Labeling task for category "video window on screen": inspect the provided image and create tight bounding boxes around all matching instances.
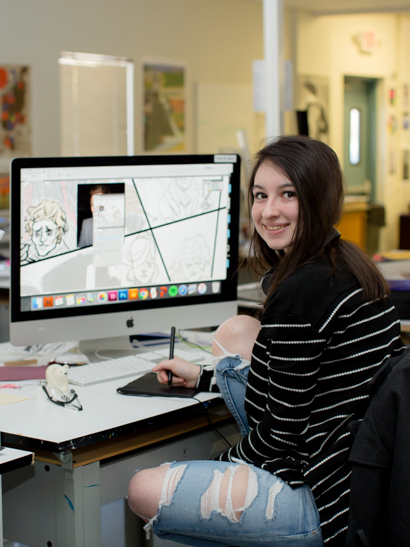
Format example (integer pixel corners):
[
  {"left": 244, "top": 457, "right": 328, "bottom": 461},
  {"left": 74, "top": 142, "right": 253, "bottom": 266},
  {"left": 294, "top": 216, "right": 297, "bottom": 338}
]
[{"left": 20, "top": 172, "right": 231, "bottom": 298}]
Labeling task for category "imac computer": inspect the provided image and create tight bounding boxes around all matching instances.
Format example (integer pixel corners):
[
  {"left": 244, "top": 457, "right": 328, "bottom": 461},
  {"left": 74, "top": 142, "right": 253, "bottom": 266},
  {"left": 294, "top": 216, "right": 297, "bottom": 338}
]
[{"left": 10, "top": 154, "right": 240, "bottom": 353}]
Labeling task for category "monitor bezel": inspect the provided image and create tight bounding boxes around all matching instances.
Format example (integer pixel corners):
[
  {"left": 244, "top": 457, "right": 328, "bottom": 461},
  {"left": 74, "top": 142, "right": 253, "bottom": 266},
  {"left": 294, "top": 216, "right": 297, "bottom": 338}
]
[{"left": 10, "top": 154, "right": 240, "bottom": 344}]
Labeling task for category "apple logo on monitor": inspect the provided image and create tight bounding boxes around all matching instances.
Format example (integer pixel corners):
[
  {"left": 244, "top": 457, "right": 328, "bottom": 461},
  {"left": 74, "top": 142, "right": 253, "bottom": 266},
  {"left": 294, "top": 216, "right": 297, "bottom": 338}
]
[{"left": 126, "top": 317, "right": 134, "bottom": 328}]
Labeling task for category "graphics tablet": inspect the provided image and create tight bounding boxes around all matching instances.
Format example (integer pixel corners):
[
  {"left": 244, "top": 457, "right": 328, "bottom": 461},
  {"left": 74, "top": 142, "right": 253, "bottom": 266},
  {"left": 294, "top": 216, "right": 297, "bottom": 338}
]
[{"left": 117, "top": 372, "right": 198, "bottom": 398}]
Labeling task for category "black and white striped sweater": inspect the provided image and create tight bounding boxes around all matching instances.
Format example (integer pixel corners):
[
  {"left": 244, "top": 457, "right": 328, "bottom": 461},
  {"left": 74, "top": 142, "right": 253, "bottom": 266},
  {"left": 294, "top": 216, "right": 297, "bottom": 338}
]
[{"left": 199, "top": 257, "right": 406, "bottom": 545}]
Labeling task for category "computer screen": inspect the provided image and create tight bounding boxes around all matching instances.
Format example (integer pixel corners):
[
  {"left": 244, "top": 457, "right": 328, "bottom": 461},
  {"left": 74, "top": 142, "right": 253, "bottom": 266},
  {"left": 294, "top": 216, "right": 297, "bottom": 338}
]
[{"left": 10, "top": 154, "right": 240, "bottom": 348}]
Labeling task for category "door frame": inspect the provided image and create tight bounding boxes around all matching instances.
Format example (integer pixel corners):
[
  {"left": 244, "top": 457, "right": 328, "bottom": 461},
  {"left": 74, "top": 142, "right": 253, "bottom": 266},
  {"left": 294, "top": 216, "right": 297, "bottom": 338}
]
[{"left": 343, "top": 75, "right": 381, "bottom": 202}]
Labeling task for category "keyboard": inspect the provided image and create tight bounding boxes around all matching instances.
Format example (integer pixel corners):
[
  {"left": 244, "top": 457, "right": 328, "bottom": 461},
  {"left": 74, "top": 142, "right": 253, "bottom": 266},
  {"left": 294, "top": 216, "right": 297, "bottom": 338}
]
[
  {"left": 68, "top": 347, "right": 213, "bottom": 387},
  {"left": 69, "top": 354, "right": 155, "bottom": 386}
]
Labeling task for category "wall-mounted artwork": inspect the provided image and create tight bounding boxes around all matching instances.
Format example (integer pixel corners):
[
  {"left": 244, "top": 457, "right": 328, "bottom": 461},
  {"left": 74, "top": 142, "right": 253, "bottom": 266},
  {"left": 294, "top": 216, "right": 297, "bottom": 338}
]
[
  {"left": 389, "top": 87, "right": 396, "bottom": 106},
  {"left": 389, "top": 147, "right": 397, "bottom": 176},
  {"left": 403, "top": 148, "right": 410, "bottom": 181},
  {"left": 388, "top": 114, "right": 398, "bottom": 134},
  {"left": 296, "top": 75, "right": 329, "bottom": 143},
  {"left": 403, "top": 83, "right": 409, "bottom": 109},
  {"left": 142, "top": 60, "right": 186, "bottom": 153},
  {"left": 0, "top": 65, "right": 31, "bottom": 162},
  {"left": 403, "top": 112, "right": 410, "bottom": 131}
]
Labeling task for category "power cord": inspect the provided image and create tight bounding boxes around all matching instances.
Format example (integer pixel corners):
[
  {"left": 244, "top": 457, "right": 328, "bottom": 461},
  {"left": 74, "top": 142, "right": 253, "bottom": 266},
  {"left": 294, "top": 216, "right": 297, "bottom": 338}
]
[{"left": 192, "top": 397, "right": 232, "bottom": 449}]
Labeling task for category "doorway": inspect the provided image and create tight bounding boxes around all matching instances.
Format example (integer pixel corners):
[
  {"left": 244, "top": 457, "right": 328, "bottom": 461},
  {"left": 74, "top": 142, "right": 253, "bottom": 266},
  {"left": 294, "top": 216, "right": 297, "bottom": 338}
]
[{"left": 343, "top": 76, "right": 378, "bottom": 202}]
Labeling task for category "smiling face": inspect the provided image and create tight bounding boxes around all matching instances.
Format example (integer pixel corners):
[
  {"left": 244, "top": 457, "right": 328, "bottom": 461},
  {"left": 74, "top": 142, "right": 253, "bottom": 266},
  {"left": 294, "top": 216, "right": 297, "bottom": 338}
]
[{"left": 251, "top": 161, "right": 299, "bottom": 253}]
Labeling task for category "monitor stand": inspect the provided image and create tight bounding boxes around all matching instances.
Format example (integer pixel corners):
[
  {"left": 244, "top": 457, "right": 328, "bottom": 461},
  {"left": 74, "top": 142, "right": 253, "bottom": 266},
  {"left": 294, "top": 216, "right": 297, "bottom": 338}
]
[{"left": 78, "top": 333, "right": 171, "bottom": 362}]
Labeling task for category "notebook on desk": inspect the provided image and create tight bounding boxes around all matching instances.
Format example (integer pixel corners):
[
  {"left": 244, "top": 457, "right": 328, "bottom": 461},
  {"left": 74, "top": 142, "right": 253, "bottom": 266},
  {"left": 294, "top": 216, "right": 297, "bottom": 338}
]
[
  {"left": 117, "top": 372, "right": 198, "bottom": 398},
  {"left": 0, "top": 364, "right": 48, "bottom": 381}
]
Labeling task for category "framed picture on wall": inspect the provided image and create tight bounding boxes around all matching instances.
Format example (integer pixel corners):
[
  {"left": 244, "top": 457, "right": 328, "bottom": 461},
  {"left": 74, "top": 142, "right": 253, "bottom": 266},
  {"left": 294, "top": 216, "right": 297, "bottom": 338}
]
[
  {"left": 402, "top": 148, "right": 409, "bottom": 181},
  {"left": 142, "top": 59, "right": 186, "bottom": 153},
  {"left": 388, "top": 114, "right": 398, "bottom": 134},
  {"left": 403, "top": 112, "right": 410, "bottom": 131},
  {"left": 403, "top": 83, "right": 409, "bottom": 109},
  {"left": 389, "top": 87, "right": 396, "bottom": 106},
  {"left": 0, "top": 65, "right": 31, "bottom": 168},
  {"left": 296, "top": 75, "right": 329, "bottom": 144}
]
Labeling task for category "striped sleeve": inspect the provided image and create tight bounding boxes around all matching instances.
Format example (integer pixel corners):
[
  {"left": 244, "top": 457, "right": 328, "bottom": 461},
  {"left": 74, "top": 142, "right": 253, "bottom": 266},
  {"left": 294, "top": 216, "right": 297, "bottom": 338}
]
[
  {"left": 196, "top": 365, "right": 220, "bottom": 392},
  {"left": 218, "top": 317, "right": 326, "bottom": 468}
]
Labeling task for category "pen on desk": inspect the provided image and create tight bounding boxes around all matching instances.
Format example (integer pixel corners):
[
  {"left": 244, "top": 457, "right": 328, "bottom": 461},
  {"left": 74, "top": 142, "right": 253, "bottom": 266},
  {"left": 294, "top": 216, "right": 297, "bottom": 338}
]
[{"left": 168, "top": 326, "right": 176, "bottom": 386}]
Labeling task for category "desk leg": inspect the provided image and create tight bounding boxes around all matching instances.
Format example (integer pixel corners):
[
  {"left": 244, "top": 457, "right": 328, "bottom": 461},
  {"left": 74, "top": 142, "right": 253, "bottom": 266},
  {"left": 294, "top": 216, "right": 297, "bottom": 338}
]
[
  {"left": 0, "top": 474, "right": 3, "bottom": 547},
  {"left": 55, "top": 453, "right": 101, "bottom": 547},
  {"left": 0, "top": 430, "right": 3, "bottom": 547}
]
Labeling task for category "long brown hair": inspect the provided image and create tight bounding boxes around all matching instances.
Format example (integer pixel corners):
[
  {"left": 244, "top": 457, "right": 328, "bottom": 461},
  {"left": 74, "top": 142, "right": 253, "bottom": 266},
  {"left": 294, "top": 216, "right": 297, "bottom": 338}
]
[{"left": 246, "top": 135, "right": 388, "bottom": 301}]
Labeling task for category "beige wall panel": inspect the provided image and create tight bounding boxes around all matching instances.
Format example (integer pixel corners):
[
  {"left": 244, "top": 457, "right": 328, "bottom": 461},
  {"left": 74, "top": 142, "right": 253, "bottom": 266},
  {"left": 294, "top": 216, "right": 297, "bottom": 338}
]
[{"left": 0, "top": 0, "right": 263, "bottom": 157}]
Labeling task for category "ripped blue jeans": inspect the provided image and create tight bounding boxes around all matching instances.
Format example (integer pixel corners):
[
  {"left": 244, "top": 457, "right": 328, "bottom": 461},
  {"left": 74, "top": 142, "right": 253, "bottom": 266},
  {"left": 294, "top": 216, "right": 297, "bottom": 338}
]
[
  {"left": 214, "top": 355, "right": 251, "bottom": 437},
  {"left": 147, "top": 460, "right": 322, "bottom": 546},
  {"left": 142, "top": 356, "right": 323, "bottom": 546}
]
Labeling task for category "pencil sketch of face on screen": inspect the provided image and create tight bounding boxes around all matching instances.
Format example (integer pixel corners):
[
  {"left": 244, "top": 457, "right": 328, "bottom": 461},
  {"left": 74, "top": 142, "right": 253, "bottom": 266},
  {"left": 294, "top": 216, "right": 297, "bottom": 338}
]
[
  {"left": 159, "top": 177, "right": 214, "bottom": 222},
  {"left": 21, "top": 200, "right": 68, "bottom": 264},
  {"left": 169, "top": 235, "right": 211, "bottom": 282},
  {"left": 126, "top": 235, "right": 160, "bottom": 285}
]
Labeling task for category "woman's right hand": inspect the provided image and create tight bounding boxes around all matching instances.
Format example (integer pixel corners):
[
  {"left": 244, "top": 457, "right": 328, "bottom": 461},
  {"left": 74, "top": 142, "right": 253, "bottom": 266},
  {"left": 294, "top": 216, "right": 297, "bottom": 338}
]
[{"left": 152, "top": 356, "right": 201, "bottom": 388}]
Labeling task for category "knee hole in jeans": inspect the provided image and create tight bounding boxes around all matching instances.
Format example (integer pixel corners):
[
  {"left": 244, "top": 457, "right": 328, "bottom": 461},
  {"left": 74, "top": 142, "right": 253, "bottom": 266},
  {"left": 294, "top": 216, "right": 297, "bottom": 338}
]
[
  {"left": 160, "top": 463, "right": 187, "bottom": 506},
  {"left": 128, "top": 464, "right": 187, "bottom": 523},
  {"left": 265, "top": 479, "right": 284, "bottom": 521},
  {"left": 200, "top": 464, "right": 258, "bottom": 523},
  {"left": 138, "top": 464, "right": 188, "bottom": 539}
]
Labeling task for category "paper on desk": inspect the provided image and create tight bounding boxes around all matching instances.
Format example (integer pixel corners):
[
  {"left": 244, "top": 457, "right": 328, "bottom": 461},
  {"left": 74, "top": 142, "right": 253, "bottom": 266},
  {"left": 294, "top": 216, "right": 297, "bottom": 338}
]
[
  {"left": 0, "top": 392, "right": 30, "bottom": 406},
  {"left": 376, "top": 259, "right": 410, "bottom": 279},
  {"left": 179, "top": 329, "right": 216, "bottom": 348},
  {"left": 9, "top": 341, "right": 78, "bottom": 357},
  {"left": 0, "top": 341, "right": 82, "bottom": 365},
  {"left": 131, "top": 329, "right": 215, "bottom": 357},
  {"left": 154, "top": 347, "right": 213, "bottom": 363},
  {"left": 376, "top": 250, "right": 410, "bottom": 261}
]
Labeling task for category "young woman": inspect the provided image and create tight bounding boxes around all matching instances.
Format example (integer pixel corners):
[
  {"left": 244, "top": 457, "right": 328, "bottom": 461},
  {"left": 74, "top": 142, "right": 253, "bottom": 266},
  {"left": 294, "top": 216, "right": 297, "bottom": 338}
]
[{"left": 128, "top": 135, "right": 406, "bottom": 546}]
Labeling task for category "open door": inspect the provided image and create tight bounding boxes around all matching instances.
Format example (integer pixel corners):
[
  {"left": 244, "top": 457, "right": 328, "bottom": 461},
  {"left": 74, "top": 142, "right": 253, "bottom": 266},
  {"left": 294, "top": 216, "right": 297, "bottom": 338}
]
[
  {"left": 341, "top": 76, "right": 381, "bottom": 253},
  {"left": 343, "top": 76, "right": 377, "bottom": 200}
]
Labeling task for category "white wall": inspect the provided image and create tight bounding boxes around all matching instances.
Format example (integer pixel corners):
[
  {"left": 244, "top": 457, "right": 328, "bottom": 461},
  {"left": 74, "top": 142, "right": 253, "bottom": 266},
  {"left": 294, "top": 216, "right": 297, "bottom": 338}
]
[
  {"left": 0, "top": 0, "right": 263, "bottom": 157},
  {"left": 3, "top": 0, "right": 410, "bottom": 249},
  {"left": 295, "top": 10, "right": 410, "bottom": 250}
]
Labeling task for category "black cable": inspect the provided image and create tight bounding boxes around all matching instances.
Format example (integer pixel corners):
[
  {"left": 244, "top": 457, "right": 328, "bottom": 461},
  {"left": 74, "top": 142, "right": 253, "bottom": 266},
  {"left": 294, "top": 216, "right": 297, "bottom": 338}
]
[{"left": 192, "top": 397, "right": 232, "bottom": 449}]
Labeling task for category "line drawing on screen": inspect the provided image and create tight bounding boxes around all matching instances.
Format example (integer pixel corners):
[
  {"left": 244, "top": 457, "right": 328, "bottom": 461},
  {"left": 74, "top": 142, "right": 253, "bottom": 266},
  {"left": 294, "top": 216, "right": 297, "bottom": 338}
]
[
  {"left": 21, "top": 200, "right": 69, "bottom": 264},
  {"left": 20, "top": 175, "right": 230, "bottom": 296}
]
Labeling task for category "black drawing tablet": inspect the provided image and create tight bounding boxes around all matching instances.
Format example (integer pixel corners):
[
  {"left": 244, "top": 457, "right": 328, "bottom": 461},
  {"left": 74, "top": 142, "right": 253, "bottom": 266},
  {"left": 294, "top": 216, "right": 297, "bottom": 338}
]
[{"left": 117, "top": 372, "right": 198, "bottom": 398}]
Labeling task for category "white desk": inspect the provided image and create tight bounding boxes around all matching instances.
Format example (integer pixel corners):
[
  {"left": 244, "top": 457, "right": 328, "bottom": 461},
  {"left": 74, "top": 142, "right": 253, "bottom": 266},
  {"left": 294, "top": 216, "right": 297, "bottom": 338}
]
[
  {"left": 0, "top": 447, "right": 33, "bottom": 476},
  {"left": 1, "top": 374, "right": 237, "bottom": 547}
]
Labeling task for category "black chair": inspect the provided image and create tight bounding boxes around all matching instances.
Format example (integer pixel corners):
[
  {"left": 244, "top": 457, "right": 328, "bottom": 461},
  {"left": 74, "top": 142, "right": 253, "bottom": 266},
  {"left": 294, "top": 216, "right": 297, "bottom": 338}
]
[{"left": 346, "top": 348, "right": 410, "bottom": 546}]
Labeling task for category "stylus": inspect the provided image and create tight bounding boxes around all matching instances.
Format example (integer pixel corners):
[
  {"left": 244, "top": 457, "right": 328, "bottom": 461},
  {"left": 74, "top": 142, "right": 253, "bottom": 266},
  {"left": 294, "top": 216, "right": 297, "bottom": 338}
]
[{"left": 168, "top": 326, "right": 176, "bottom": 386}]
